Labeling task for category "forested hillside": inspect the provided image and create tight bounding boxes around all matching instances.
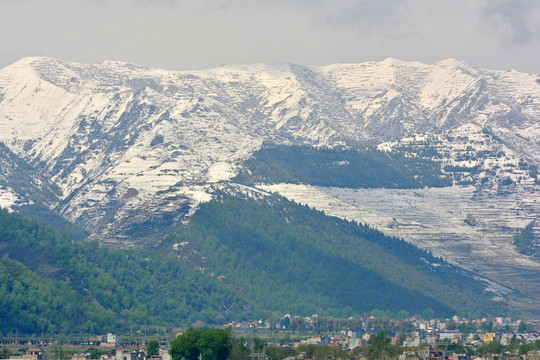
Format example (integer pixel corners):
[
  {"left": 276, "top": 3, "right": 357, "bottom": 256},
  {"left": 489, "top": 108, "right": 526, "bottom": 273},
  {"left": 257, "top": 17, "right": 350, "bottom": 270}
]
[
  {"left": 0, "top": 187, "right": 506, "bottom": 334},
  {"left": 0, "top": 208, "right": 247, "bottom": 334},
  {"left": 0, "top": 255, "right": 115, "bottom": 335},
  {"left": 233, "top": 145, "right": 451, "bottom": 188},
  {"left": 179, "top": 189, "right": 505, "bottom": 318}
]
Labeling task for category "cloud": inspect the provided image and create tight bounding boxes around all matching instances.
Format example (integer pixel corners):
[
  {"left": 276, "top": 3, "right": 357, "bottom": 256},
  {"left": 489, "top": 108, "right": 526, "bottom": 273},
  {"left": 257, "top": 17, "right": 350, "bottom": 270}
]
[
  {"left": 316, "top": 0, "right": 416, "bottom": 39},
  {"left": 482, "top": 0, "right": 540, "bottom": 45},
  {"left": 1, "top": 0, "right": 540, "bottom": 73}
]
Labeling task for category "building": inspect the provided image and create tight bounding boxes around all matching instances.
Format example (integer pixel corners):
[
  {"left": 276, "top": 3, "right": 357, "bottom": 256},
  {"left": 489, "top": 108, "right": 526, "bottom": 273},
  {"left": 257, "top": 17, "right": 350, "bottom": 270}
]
[
  {"left": 130, "top": 351, "right": 145, "bottom": 360},
  {"left": 158, "top": 349, "right": 170, "bottom": 360},
  {"left": 348, "top": 337, "right": 363, "bottom": 350},
  {"left": 403, "top": 337, "right": 420, "bottom": 347},
  {"left": 101, "top": 333, "right": 119, "bottom": 348},
  {"left": 71, "top": 355, "right": 88, "bottom": 360},
  {"left": 116, "top": 350, "right": 129, "bottom": 360},
  {"left": 248, "top": 353, "right": 270, "bottom": 360},
  {"left": 10, "top": 349, "right": 43, "bottom": 360}
]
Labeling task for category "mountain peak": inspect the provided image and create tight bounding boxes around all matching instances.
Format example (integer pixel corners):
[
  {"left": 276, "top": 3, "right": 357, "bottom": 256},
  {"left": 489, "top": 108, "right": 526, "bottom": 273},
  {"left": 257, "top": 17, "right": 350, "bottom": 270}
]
[
  {"left": 435, "top": 57, "right": 478, "bottom": 71},
  {"left": 9, "top": 56, "right": 56, "bottom": 66}
]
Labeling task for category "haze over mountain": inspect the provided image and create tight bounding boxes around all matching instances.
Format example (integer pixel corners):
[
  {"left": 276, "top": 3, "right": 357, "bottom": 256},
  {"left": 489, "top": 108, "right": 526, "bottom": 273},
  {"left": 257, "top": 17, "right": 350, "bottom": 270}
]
[{"left": 0, "top": 56, "right": 539, "bottom": 314}]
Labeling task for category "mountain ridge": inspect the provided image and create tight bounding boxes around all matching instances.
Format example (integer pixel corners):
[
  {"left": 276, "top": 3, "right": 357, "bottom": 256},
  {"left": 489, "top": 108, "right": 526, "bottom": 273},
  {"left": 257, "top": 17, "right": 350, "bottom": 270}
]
[
  {"left": 2, "top": 56, "right": 539, "bottom": 235},
  {"left": 1, "top": 56, "right": 539, "bottom": 312}
]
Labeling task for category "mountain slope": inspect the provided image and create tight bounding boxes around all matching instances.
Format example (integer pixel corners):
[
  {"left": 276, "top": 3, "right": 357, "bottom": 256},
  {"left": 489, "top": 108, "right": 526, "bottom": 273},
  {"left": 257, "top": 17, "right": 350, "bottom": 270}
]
[
  {"left": 179, "top": 188, "right": 505, "bottom": 317},
  {"left": 0, "top": 190, "right": 506, "bottom": 335},
  {"left": 1, "top": 57, "right": 539, "bottom": 243},
  {"left": 0, "top": 57, "right": 539, "bottom": 313},
  {"left": 0, "top": 255, "right": 115, "bottom": 335},
  {"left": 0, "top": 207, "right": 250, "bottom": 333},
  {"left": 232, "top": 144, "right": 451, "bottom": 188},
  {"left": 0, "top": 142, "right": 60, "bottom": 209}
]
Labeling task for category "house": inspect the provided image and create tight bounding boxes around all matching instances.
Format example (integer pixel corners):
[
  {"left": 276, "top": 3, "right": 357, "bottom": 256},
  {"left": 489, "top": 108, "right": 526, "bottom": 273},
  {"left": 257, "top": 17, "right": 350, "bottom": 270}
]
[
  {"left": 130, "top": 350, "right": 146, "bottom": 360},
  {"left": 439, "top": 332, "right": 461, "bottom": 342},
  {"left": 10, "top": 349, "right": 43, "bottom": 360},
  {"left": 348, "top": 337, "right": 363, "bottom": 350},
  {"left": 100, "top": 333, "right": 119, "bottom": 348},
  {"left": 301, "top": 336, "right": 330, "bottom": 346},
  {"left": 403, "top": 337, "right": 420, "bottom": 347},
  {"left": 398, "top": 348, "right": 421, "bottom": 360},
  {"left": 71, "top": 354, "right": 88, "bottom": 360},
  {"left": 248, "top": 353, "right": 270, "bottom": 360},
  {"left": 158, "top": 349, "right": 170, "bottom": 360},
  {"left": 427, "top": 349, "right": 447, "bottom": 360},
  {"left": 25, "top": 350, "right": 43, "bottom": 360},
  {"left": 116, "top": 350, "right": 129, "bottom": 360},
  {"left": 426, "top": 335, "right": 437, "bottom": 347}
]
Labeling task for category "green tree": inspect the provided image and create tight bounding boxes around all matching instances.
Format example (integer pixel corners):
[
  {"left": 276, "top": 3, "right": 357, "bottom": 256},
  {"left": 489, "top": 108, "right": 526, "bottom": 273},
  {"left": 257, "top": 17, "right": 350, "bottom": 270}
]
[
  {"left": 53, "top": 344, "right": 67, "bottom": 360},
  {"left": 479, "top": 341, "right": 504, "bottom": 355},
  {"left": 281, "top": 316, "right": 290, "bottom": 330},
  {"left": 0, "top": 346, "right": 12, "bottom": 359},
  {"left": 464, "top": 214, "right": 477, "bottom": 227},
  {"left": 422, "top": 308, "right": 434, "bottom": 320},
  {"left": 170, "top": 328, "right": 231, "bottom": 360},
  {"left": 446, "top": 342, "right": 466, "bottom": 354},
  {"left": 146, "top": 340, "right": 160, "bottom": 357},
  {"left": 514, "top": 222, "right": 535, "bottom": 255},
  {"left": 199, "top": 329, "right": 231, "bottom": 360},
  {"left": 445, "top": 320, "right": 457, "bottom": 330},
  {"left": 518, "top": 341, "right": 540, "bottom": 355},
  {"left": 366, "top": 331, "right": 401, "bottom": 360},
  {"left": 90, "top": 349, "right": 103, "bottom": 360},
  {"left": 396, "top": 310, "right": 409, "bottom": 320},
  {"left": 397, "top": 330, "right": 406, "bottom": 346},
  {"left": 507, "top": 335, "right": 520, "bottom": 353},
  {"left": 480, "top": 321, "right": 493, "bottom": 332},
  {"left": 290, "top": 317, "right": 304, "bottom": 333},
  {"left": 458, "top": 322, "right": 477, "bottom": 336},
  {"left": 253, "top": 337, "right": 265, "bottom": 352},
  {"left": 228, "top": 338, "right": 250, "bottom": 360},
  {"left": 171, "top": 328, "right": 201, "bottom": 360},
  {"left": 265, "top": 346, "right": 294, "bottom": 360},
  {"left": 295, "top": 345, "right": 347, "bottom": 360}
]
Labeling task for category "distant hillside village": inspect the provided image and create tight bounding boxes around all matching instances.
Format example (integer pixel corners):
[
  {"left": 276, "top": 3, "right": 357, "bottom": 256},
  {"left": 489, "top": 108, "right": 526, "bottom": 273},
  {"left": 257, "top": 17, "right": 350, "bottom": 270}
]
[{"left": 0, "top": 315, "right": 539, "bottom": 360}]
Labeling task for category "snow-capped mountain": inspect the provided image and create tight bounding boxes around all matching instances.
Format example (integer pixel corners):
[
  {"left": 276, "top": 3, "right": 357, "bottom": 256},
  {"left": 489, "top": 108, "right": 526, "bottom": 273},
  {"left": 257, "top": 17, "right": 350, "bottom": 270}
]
[
  {"left": 1, "top": 57, "right": 539, "bottom": 301},
  {"left": 0, "top": 142, "right": 60, "bottom": 209}
]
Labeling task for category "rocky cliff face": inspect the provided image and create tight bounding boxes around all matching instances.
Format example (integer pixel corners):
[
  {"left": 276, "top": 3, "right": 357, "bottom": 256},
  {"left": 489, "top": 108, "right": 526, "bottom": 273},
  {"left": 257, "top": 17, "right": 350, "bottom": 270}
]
[{"left": 0, "top": 142, "right": 60, "bottom": 209}]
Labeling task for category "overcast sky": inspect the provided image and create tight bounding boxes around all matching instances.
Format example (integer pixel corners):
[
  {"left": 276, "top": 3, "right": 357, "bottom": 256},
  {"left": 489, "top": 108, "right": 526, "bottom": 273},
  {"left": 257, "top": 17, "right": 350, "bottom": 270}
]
[{"left": 1, "top": 0, "right": 540, "bottom": 73}]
